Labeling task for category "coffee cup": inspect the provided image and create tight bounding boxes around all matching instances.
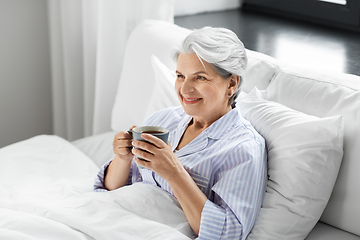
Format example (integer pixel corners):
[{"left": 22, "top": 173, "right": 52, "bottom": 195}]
[{"left": 128, "top": 126, "right": 169, "bottom": 167}]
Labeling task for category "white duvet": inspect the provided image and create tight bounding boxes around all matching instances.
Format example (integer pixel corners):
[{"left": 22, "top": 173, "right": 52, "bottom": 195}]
[{"left": 0, "top": 135, "right": 193, "bottom": 240}]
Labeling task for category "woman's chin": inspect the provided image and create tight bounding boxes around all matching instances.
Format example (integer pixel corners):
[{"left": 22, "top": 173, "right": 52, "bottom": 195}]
[{"left": 182, "top": 105, "right": 200, "bottom": 117}]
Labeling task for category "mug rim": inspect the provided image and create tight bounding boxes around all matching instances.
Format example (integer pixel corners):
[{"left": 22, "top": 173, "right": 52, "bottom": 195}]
[{"left": 132, "top": 126, "right": 169, "bottom": 134}]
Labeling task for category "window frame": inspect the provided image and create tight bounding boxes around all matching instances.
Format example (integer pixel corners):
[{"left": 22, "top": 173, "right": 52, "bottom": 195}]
[{"left": 243, "top": 0, "right": 360, "bottom": 27}]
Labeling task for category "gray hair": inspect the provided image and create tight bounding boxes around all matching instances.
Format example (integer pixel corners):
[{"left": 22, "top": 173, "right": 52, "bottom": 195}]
[{"left": 173, "top": 26, "right": 247, "bottom": 106}]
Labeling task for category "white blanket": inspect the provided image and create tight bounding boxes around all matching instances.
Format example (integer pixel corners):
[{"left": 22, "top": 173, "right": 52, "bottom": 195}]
[{"left": 0, "top": 135, "right": 193, "bottom": 240}]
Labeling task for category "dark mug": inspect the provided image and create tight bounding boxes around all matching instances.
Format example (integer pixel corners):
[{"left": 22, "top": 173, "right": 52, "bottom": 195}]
[{"left": 128, "top": 126, "right": 169, "bottom": 168}]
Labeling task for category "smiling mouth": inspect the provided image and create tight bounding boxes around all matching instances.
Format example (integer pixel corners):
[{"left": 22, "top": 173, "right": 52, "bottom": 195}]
[{"left": 183, "top": 97, "right": 202, "bottom": 104}]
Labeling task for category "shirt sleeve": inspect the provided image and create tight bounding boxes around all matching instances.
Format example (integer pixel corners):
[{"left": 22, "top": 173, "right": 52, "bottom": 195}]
[
  {"left": 197, "top": 140, "right": 267, "bottom": 240},
  {"left": 93, "top": 159, "right": 140, "bottom": 192}
]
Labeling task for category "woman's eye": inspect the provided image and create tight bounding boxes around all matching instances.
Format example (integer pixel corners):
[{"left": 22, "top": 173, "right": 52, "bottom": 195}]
[
  {"left": 177, "top": 74, "right": 184, "bottom": 79},
  {"left": 196, "top": 76, "right": 206, "bottom": 81}
]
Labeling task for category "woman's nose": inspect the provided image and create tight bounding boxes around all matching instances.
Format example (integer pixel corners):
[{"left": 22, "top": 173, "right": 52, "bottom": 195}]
[{"left": 180, "top": 77, "right": 195, "bottom": 94}]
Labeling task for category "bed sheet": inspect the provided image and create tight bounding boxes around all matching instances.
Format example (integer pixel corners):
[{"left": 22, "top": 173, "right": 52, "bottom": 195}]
[
  {"left": 0, "top": 135, "right": 193, "bottom": 240},
  {"left": 72, "top": 131, "right": 117, "bottom": 168}
]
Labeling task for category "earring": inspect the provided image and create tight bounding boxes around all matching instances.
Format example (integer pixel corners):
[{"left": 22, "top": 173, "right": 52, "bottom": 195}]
[{"left": 228, "top": 93, "right": 231, "bottom": 96}]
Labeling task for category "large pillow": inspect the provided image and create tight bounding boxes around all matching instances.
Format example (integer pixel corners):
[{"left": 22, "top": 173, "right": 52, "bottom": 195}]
[
  {"left": 267, "top": 66, "right": 360, "bottom": 235},
  {"left": 239, "top": 88, "right": 344, "bottom": 240},
  {"left": 144, "top": 55, "right": 180, "bottom": 118}
]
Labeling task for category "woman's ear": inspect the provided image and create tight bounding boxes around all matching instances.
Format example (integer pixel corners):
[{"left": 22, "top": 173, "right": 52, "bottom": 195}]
[{"left": 228, "top": 75, "right": 240, "bottom": 94}]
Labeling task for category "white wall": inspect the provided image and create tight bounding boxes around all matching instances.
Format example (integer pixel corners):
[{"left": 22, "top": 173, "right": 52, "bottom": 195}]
[
  {"left": 0, "top": 0, "right": 52, "bottom": 148},
  {"left": 174, "top": 0, "right": 243, "bottom": 16}
]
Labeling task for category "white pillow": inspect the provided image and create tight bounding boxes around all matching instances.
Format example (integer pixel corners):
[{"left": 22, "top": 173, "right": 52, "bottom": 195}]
[
  {"left": 144, "top": 55, "right": 180, "bottom": 118},
  {"left": 242, "top": 49, "right": 281, "bottom": 94},
  {"left": 267, "top": 68, "right": 360, "bottom": 235},
  {"left": 239, "top": 88, "right": 344, "bottom": 240}
]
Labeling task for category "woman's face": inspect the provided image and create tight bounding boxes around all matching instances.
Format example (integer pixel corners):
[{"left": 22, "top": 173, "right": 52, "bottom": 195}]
[{"left": 175, "top": 53, "right": 235, "bottom": 123}]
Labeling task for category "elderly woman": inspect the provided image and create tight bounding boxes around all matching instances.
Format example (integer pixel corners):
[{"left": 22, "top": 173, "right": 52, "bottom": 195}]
[{"left": 94, "top": 27, "right": 267, "bottom": 239}]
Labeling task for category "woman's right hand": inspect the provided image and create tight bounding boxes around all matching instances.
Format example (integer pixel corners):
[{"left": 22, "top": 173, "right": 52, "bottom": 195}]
[
  {"left": 105, "top": 126, "right": 137, "bottom": 190},
  {"left": 112, "top": 125, "right": 136, "bottom": 162}
]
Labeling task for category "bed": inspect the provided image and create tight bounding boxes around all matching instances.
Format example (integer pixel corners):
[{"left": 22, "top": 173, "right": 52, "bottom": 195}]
[{"left": 1, "top": 20, "right": 360, "bottom": 240}]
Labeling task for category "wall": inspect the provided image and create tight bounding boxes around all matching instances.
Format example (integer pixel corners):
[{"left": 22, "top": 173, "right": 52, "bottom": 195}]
[
  {"left": 174, "top": 0, "right": 243, "bottom": 16},
  {"left": 0, "top": 0, "right": 52, "bottom": 148}
]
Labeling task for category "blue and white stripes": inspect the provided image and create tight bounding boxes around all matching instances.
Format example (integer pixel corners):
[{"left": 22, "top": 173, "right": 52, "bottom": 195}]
[{"left": 94, "top": 106, "right": 267, "bottom": 239}]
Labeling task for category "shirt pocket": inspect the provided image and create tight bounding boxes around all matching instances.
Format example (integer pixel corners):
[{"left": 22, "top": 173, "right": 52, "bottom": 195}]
[{"left": 187, "top": 170, "right": 210, "bottom": 195}]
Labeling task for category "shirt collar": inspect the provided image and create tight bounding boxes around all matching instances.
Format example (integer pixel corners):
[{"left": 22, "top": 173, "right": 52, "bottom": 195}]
[
  {"left": 177, "top": 106, "right": 243, "bottom": 140},
  {"left": 206, "top": 106, "right": 242, "bottom": 140}
]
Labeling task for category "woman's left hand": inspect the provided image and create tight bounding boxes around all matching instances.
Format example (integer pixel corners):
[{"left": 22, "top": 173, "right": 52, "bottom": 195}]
[{"left": 131, "top": 133, "right": 185, "bottom": 181}]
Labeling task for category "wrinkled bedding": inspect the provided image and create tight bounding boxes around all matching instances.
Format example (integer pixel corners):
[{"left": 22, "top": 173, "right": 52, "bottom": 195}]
[{"left": 0, "top": 135, "right": 193, "bottom": 240}]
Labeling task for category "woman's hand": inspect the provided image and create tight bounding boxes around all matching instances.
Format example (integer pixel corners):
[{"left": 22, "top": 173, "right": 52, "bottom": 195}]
[
  {"left": 131, "top": 133, "right": 185, "bottom": 181},
  {"left": 105, "top": 126, "right": 136, "bottom": 191},
  {"left": 113, "top": 125, "right": 136, "bottom": 162}
]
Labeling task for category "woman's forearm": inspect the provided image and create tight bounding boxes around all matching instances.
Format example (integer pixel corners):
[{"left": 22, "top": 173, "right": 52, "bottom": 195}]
[
  {"left": 104, "top": 155, "right": 132, "bottom": 191},
  {"left": 167, "top": 170, "right": 207, "bottom": 235}
]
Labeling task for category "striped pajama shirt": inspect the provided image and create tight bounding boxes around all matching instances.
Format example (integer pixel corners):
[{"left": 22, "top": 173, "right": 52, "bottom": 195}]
[{"left": 94, "top": 106, "right": 267, "bottom": 240}]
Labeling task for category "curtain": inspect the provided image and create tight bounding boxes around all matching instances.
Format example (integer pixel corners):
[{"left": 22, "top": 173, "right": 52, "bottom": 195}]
[{"left": 48, "top": 0, "right": 174, "bottom": 141}]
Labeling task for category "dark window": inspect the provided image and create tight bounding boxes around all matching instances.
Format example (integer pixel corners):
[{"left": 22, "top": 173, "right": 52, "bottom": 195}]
[{"left": 243, "top": 0, "right": 360, "bottom": 30}]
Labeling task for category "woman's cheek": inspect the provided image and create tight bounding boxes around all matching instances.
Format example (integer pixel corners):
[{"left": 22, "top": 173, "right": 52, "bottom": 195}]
[{"left": 175, "top": 81, "right": 182, "bottom": 101}]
